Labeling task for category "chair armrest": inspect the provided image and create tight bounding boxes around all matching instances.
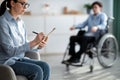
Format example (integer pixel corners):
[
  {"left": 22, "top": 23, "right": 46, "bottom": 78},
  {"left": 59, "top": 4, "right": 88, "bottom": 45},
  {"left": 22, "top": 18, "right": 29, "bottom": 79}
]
[
  {"left": 25, "top": 51, "right": 40, "bottom": 60},
  {"left": 0, "top": 65, "right": 17, "bottom": 80}
]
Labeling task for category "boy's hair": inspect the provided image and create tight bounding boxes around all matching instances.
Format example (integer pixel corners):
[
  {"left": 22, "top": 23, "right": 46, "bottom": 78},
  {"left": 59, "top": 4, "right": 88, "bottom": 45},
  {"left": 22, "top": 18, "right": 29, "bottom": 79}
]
[{"left": 92, "top": 1, "right": 103, "bottom": 8}]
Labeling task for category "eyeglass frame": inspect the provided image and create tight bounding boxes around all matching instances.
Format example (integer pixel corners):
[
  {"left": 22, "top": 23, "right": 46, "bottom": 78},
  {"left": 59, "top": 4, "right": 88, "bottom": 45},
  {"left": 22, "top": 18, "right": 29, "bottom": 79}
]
[{"left": 16, "top": 1, "right": 30, "bottom": 8}]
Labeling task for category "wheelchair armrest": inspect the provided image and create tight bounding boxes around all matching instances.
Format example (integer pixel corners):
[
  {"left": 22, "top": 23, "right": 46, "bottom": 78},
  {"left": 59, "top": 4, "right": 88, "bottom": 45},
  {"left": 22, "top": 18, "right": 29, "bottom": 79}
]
[
  {"left": 0, "top": 65, "right": 17, "bottom": 80},
  {"left": 25, "top": 51, "right": 40, "bottom": 60},
  {"left": 84, "top": 32, "right": 95, "bottom": 37}
]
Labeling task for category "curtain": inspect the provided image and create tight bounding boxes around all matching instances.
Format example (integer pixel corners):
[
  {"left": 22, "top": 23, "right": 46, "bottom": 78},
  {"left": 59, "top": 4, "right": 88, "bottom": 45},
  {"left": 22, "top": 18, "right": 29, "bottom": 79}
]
[{"left": 113, "top": 0, "right": 120, "bottom": 50}]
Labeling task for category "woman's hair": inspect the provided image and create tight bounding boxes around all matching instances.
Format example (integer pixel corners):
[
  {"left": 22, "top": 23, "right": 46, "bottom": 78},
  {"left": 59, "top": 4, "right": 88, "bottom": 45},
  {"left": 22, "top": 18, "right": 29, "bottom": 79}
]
[
  {"left": 91, "top": 1, "right": 103, "bottom": 8},
  {"left": 0, "top": 0, "right": 18, "bottom": 16}
]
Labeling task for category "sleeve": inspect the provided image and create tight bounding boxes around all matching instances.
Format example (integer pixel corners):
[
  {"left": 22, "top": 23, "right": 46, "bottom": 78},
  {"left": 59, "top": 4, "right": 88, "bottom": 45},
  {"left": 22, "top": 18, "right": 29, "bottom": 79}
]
[
  {"left": 23, "top": 23, "right": 41, "bottom": 53},
  {"left": 97, "top": 13, "right": 108, "bottom": 30},
  {"left": 0, "top": 22, "right": 31, "bottom": 57},
  {"left": 75, "top": 17, "right": 89, "bottom": 29}
]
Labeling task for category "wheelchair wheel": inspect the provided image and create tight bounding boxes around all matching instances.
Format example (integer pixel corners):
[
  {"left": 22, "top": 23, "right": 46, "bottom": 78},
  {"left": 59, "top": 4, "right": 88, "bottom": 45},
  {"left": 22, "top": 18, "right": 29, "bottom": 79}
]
[{"left": 97, "top": 33, "right": 118, "bottom": 68}]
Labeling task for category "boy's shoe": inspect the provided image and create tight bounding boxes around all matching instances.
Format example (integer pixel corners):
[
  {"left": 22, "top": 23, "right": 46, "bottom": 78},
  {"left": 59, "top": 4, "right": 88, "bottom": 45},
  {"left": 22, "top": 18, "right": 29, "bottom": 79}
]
[{"left": 62, "top": 57, "right": 80, "bottom": 64}]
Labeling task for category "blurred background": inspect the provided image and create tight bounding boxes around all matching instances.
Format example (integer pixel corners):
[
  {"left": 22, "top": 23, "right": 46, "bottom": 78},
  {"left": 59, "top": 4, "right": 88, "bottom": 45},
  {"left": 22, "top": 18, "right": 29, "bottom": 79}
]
[
  {"left": 1, "top": 0, "right": 120, "bottom": 80},
  {"left": 16, "top": 0, "right": 115, "bottom": 54}
]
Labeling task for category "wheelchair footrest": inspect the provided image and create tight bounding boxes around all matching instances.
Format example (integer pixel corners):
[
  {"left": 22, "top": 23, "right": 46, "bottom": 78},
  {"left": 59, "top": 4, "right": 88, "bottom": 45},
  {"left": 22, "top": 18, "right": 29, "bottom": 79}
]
[{"left": 62, "top": 60, "right": 83, "bottom": 67}]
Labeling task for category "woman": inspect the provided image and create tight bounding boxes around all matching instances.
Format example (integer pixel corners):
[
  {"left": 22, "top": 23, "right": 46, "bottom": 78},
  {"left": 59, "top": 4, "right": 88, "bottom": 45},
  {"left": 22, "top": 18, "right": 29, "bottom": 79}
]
[
  {"left": 64, "top": 1, "right": 107, "bottom": 63},
  {"left": 0, "top": 0, "right": 50, "bottom": 80}
]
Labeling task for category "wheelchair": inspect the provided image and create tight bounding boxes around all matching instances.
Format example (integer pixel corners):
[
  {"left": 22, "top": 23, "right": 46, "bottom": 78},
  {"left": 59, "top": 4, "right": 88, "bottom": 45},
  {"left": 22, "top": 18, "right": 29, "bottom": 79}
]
[{"left": 61, "top": 17, "right": 119, "bottom": 72}]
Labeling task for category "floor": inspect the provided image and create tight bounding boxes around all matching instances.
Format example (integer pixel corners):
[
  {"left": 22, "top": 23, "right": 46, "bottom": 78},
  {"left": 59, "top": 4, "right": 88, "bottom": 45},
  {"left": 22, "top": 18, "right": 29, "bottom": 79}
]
[{"left": 41, "top": 54, "right": 120, "bottom": 80}]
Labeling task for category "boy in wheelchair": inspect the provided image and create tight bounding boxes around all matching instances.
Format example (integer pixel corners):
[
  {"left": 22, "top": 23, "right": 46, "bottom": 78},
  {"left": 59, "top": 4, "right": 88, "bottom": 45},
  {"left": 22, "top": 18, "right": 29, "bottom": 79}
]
[{"left": 64, "top": 1, "right": 108, "bottom": 63}]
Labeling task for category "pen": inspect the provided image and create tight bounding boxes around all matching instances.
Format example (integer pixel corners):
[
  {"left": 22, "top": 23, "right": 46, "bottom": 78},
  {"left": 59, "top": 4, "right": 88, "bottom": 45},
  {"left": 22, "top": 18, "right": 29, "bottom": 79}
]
[
  {"left": 32, "top": 31, "right": 38, "bottom": 34},
  {"left": 32, "top": 27, "right": 56, "bottom": 35},
  {"left": 32, "top": 31, "right": 47, "bottom": 41}
]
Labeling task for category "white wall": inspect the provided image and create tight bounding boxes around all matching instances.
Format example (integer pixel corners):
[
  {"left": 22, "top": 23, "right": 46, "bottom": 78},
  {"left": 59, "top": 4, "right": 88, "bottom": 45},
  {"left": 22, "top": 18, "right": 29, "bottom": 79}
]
[
  {"left": 100, "top": 0, "right": 113, "bottom": 17},
  {"left": 0, "top": 0, "right": 113, "bottom": 16},
  {"left": 28, "top": 0, "right": 113, "bottom": 16},
  {"left": 22, "top": 15, "right": 88, "bottom": 54}
]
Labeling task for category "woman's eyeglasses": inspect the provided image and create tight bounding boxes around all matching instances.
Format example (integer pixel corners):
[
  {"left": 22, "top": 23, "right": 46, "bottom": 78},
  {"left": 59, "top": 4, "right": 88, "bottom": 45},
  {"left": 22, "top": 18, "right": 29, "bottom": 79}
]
[{"left": 17, "top": 1, "right": 30, "bottom": 8}]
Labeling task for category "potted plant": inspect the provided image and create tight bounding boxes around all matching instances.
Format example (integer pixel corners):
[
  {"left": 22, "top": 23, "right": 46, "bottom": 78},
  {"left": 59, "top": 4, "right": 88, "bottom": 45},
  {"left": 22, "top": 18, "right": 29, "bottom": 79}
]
[{"left": 84, "top": 3, "right": 92, "bottom": 14}]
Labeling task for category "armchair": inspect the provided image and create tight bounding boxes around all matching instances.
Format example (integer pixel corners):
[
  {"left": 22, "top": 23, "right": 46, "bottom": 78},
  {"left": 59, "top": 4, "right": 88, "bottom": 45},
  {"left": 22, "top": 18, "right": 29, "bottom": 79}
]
[{"left": 0, "top": 52, "right": 40, "bottom": 80}]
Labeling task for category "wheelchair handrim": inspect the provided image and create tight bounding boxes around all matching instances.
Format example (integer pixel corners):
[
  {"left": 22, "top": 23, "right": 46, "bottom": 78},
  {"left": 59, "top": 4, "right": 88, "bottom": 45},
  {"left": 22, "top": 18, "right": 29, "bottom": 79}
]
[{"left": 97, "top": 33, "right": 119, "bottom": 68}]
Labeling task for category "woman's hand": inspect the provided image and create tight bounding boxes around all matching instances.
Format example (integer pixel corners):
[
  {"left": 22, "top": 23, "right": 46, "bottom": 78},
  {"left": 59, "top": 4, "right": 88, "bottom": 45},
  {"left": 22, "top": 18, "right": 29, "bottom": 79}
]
[
  {"left": 37, "top": 40, "right": 47, "bottom": 49},
  {"left": 37, "top": 36, "right": 48, "bottom": 49},
  {"left": 91, "top": 26, "right": 98, "bottom": 32},
  {"left": 30, "top": 32, "right": 45, "bottom": 48},
  {"left": 34, "top": 32, "right": 45, "bottom": 44}
]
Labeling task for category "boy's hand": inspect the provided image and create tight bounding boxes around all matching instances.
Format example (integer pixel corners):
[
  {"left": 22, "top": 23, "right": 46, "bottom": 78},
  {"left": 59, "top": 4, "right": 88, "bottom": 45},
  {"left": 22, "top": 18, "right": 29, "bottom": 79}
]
[
  {"left": 91, "top": 26, "right": 98, "bottom": 32},
  {"left": 70, "top": 26, "right": 76, "bottom": 31}
]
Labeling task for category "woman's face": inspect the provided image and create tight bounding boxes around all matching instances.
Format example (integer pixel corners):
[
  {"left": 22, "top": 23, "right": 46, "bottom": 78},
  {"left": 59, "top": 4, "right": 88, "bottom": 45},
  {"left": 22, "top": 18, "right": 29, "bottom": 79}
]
[
  {"left": 11, "top": 0, "right": 29, "bottom": 15},
  {"left": 92, "top": 4, "right": 102, "bottom": 15}
]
